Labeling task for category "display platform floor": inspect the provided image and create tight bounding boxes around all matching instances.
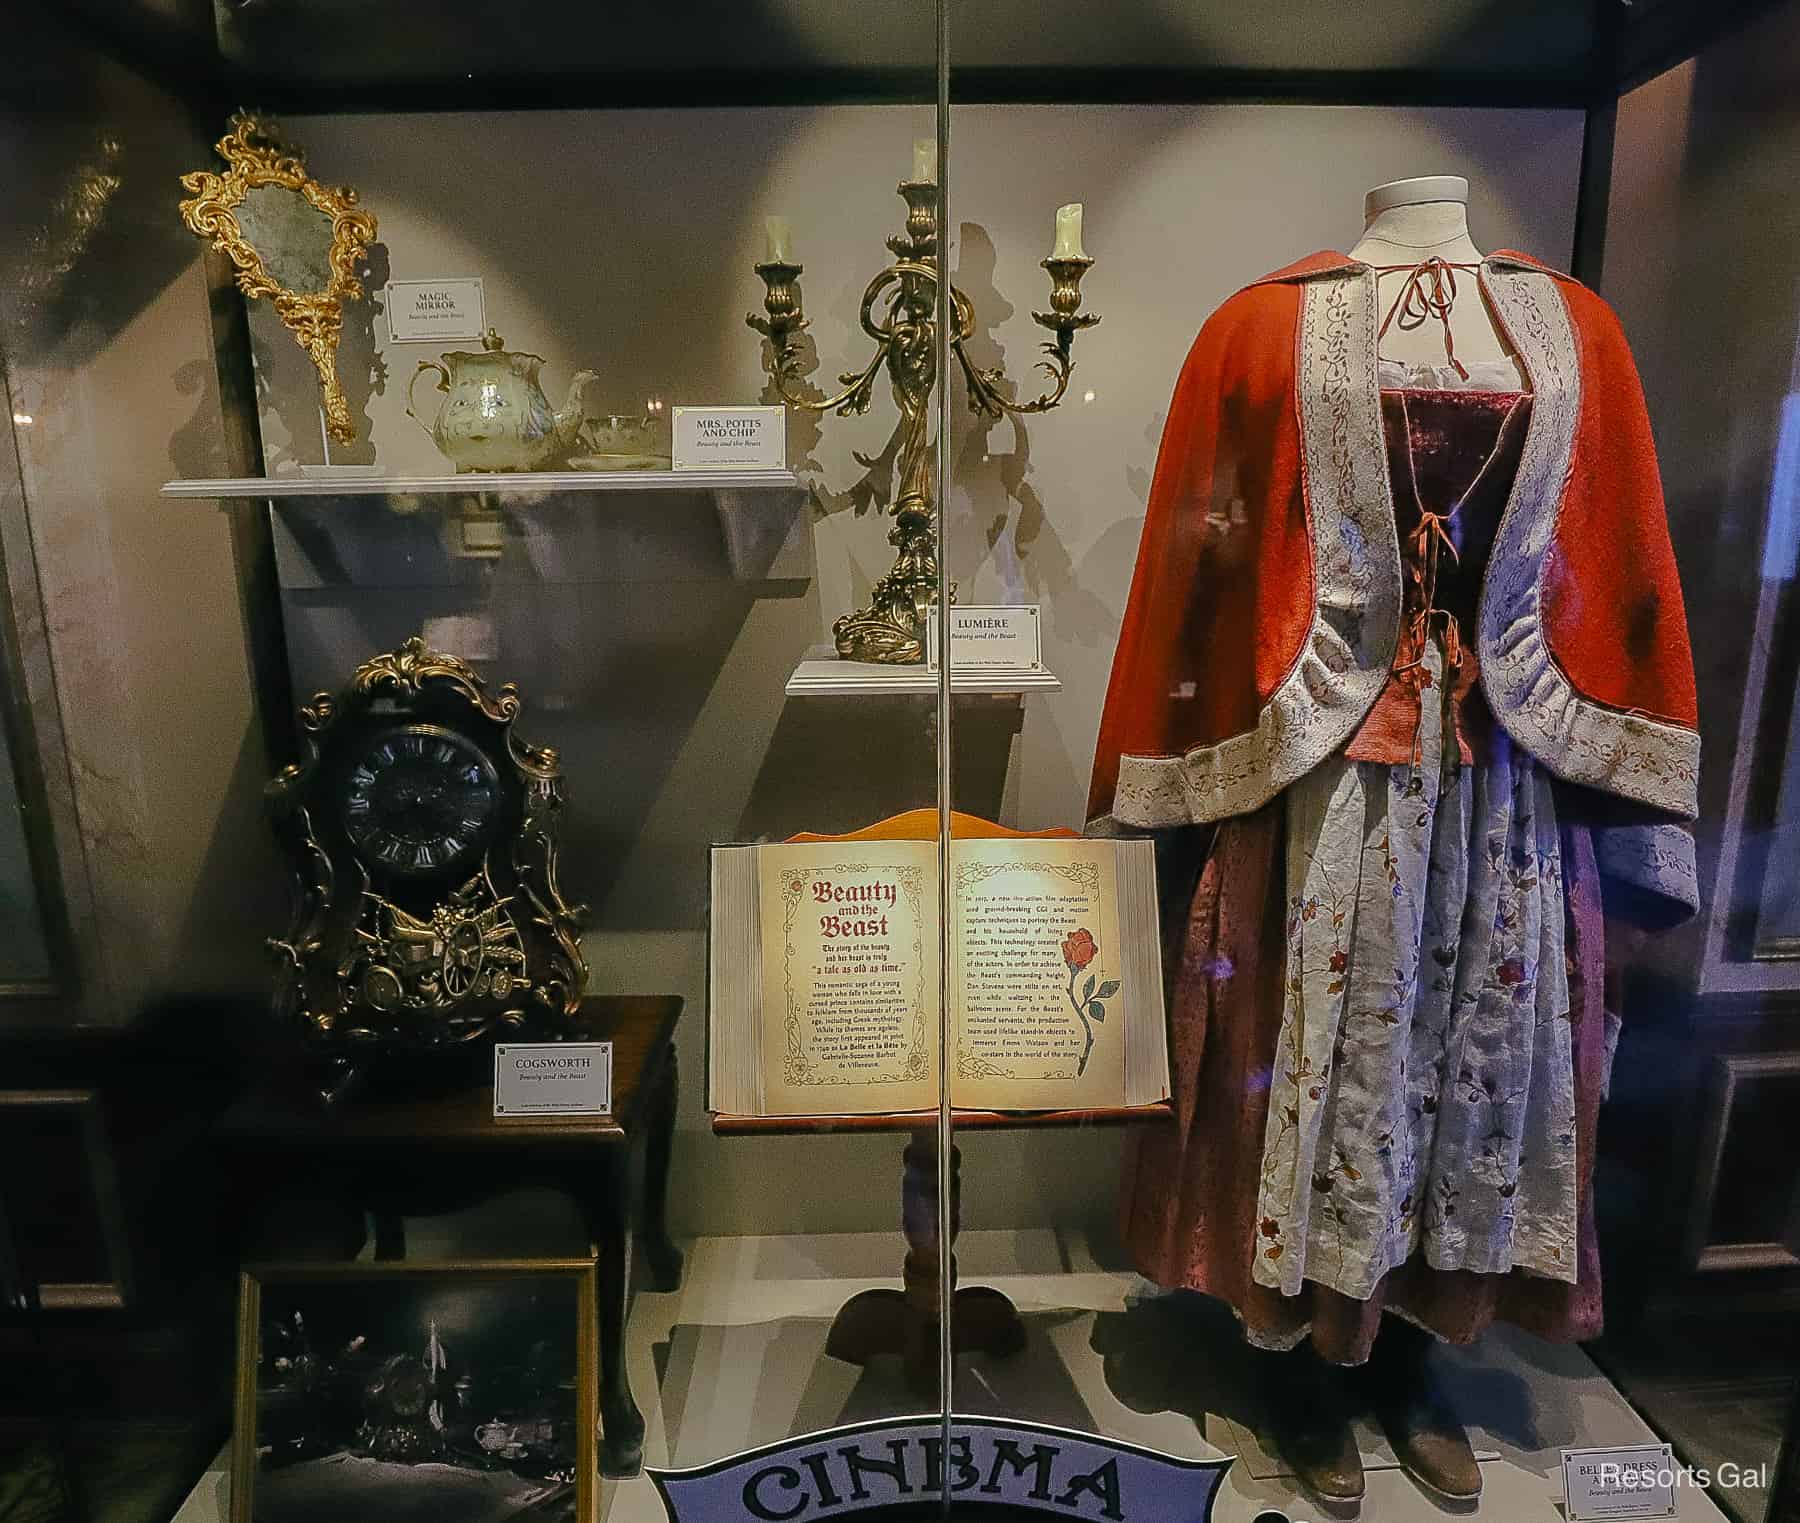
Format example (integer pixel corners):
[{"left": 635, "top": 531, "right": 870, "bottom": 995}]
[{"left": 175, "top": 1229, "right": 1737, "bottom": 1523}]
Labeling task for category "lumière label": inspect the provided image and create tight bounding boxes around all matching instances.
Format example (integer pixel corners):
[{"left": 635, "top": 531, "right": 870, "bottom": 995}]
[
  {"left": 493, "top": 1041, "right": 613, "bottom": 1117},
  {"left": 386, "top": 278, "right": 486, "bottom": 342},
  {"left": 926, "top": 604, "right": 1043, "bottom": 672}
]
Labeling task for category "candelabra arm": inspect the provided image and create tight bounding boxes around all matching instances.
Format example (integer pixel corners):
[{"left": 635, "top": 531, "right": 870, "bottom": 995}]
[
  {"left": 949, "top": 253, "right": 1100, "bottom": 419},
  {"left": 749, "top": 255, "right": 909, "bottom": 417},
  {"left": 954, "top": 335, "right": 1076, "bottom": 418},
  {"left": 748, "top": 323, "right": 894, "bottom": 417}
]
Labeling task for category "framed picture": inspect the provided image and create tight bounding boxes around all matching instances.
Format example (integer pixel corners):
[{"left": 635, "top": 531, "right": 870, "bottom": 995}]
[{"left": 233, "top": 1259, "right": 597, "bottom": 1523}]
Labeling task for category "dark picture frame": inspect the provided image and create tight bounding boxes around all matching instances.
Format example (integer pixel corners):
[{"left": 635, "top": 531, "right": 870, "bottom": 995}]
[{"left": 233, "top": 1258, "right": 597, "bottom": 1523}]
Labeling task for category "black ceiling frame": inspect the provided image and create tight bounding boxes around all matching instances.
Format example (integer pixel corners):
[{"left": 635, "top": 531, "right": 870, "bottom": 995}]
[{"left": 38, "top": 0, "right": 1791, "bottom": 119}]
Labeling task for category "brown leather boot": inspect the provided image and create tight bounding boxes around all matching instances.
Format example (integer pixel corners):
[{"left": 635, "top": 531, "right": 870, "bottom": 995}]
[
  {"left": 1366, "top": 1319, "right": 1482, "bottom": 1502},
  {"left": 1258, "top": 1344, "right": 1366, "bottom": 1506}
]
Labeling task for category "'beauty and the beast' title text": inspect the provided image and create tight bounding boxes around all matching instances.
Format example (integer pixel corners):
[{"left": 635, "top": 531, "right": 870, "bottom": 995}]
[{"left": 814, "top": 879, "right": 897, "bottom": 939}]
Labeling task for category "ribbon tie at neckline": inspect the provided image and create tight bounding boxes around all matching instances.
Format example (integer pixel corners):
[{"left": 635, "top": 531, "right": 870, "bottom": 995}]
[{"left": 1376, "top": 257, "right": 1482, "bottom": 382}]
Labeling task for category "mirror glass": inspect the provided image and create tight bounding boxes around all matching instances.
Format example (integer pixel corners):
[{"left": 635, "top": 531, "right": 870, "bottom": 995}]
[{"left": 234, "top": 183, "right": 336, "bottom": 294}]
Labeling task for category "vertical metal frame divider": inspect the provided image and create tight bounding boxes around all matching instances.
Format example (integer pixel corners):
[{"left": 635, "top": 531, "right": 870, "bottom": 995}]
[{"left": 933, "top": 0, "right": 957, "bottom": 1487}]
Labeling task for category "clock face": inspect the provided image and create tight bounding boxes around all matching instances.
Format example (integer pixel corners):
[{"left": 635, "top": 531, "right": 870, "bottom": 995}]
[{"left": 340, "top": 724, "right": 500, "bottom": 875}]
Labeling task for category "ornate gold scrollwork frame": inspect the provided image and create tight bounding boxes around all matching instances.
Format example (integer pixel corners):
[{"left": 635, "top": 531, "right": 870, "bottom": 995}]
[
  {"left": 178, "top": 113, "right": 377, "bottom": 443},
  {"left": 266, "top": 637, "right": 589, "bottom": 1070}
]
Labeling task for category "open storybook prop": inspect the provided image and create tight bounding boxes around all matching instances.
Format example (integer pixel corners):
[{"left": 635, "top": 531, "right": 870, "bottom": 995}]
[{"left": 708, "top": 811, "right": 1170, "bottom": 1118}]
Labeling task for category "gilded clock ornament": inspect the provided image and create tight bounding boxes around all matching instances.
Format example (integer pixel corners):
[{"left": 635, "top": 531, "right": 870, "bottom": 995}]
[{"left": 266, "top": 637, "right": 587, "bottom": 1094}]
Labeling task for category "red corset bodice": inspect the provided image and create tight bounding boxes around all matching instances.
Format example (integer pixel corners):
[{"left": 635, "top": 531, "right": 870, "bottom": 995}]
[{"left": 1345, "top": 385, "right": 1532, "bottom": 767}]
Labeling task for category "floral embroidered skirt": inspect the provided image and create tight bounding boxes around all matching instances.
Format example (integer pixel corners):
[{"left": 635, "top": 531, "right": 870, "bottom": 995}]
[{"left": 1121, "top": 667, "right": 1614, "bottom": 1364}]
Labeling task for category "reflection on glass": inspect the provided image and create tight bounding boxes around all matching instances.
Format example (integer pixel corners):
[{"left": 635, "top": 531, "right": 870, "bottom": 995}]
[{"left": 0, "top": 692, "right": 51, "bottom": 983}]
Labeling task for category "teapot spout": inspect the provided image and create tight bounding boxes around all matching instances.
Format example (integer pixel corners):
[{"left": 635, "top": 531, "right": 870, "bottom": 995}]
[{"left": 554, "top": 370, "right": 601, "bottom": 453}]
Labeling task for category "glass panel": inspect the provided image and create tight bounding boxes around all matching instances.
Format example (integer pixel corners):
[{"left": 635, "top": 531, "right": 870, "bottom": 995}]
[
  {"left": 1583, "top": 10, "right": 1800, "bottom": 1520},
  {"left": 236, "top": 40, "right": 950, "bottom": 1522},
  {"left": 0, "top": 678, "right": 52, "bottom": 983},
  {"left": 10, "top": 5, "right": 1800, "bottom": 1522},
  {"left": 945, "top": 8, "right": 1800, "bottom": 1523}
]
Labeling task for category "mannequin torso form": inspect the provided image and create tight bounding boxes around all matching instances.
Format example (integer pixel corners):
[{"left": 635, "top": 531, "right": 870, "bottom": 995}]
[{"left": 1346, "top": 176, "right": 1515, "bottom": 373}]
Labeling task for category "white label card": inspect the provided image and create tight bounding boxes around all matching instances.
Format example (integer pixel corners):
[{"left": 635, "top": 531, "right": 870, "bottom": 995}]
[
  {"left": 493, "top": 1042, "right": 613, "bottom": 1117},
  {"left": 925, "top": 605, "right": 1043, "bottom": 671},
  {"left": 672, "top": 406, "right": 787, "bottom": 471},
  {"left": 386, "top": 278, "right": 487, "bottom": 342},
  {"left": 1562, "top": 1444, "right": 1679, "bottom": 1520}
]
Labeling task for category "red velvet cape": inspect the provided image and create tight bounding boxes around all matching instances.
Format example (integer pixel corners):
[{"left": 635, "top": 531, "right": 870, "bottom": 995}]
[{"left": 1089, "top": 252, "right": 1698, "bottom": 842}]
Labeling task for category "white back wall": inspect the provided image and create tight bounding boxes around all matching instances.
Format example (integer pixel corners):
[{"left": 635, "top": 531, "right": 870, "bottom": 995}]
[{"left": 256, "top": 102, "right": 1581, "bottom": 1236}]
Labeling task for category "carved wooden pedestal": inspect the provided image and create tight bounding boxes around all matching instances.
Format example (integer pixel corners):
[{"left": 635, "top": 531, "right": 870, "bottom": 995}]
[
  {"left": 714, "top": 1103, "right": 1171, "bottom": 1396},
  {"left": 823, "top": 1128, "right": 1027, "bottom": 1391}
]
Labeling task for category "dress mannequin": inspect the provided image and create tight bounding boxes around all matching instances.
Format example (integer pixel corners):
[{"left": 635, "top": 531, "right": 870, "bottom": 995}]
[
  {"left": 1349, "top": 175, "right": 1516, "bottom": 376},
  {"left": 1096, "top": 165, "right": 1699, "bottom": 1512},
  {"left": 1256, "top": 176, "right": 1508, "bottom": 1510}
]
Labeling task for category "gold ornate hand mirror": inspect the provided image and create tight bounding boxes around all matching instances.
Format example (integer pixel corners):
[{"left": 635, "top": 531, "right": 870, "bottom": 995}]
[{"left": 179, "top": 114, "right": 377, "bottom": 443}]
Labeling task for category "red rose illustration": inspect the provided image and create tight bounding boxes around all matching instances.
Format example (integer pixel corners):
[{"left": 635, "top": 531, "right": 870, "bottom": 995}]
[
  {"left": 1495, "top": 956, "right": 1528, "bottom": 986},
  {"left": 1328, "top": 949, "right": 1348, "bottom": 973},
  {"left": 1062, "top": 928, "right": 1099, "bottom": 972}
]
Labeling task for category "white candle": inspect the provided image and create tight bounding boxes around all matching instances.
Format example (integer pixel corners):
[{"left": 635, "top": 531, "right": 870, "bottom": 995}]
[
  {"left": 912, "top": 137, "right": 937, "bottom": 184},
  {"left": 1052, "top": 202, "right": 1086, "bottom": 260},
  {"left": 764, "top": 216, "right": 793, "bottom": 264}
]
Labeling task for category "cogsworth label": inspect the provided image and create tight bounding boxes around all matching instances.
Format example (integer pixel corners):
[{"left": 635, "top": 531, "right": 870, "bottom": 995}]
[{"left": 494, "top": 1042, "right": 612, "bottom": 1117}]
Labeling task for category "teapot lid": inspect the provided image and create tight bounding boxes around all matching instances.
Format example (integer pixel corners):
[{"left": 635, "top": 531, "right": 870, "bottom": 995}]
[{"left": 446, "top": 327, "right": 544, "bottom": 365}]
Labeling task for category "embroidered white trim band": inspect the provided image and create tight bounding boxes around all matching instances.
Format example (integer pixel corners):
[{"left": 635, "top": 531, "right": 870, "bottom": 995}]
[
  {"left": 1115, "top": 271, "right": 1400, "bottom": 827},
  {"left": 1476, "top": 267, "right": 1699, "bottom": 819}
]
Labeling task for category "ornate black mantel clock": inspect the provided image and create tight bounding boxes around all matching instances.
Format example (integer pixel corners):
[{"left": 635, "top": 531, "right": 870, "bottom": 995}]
[{"left": 266, "top": 637, "right": 587, "bottom": 1089}]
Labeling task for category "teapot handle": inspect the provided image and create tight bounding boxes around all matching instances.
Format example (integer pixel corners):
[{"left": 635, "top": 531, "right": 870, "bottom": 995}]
[{"left": 405, "top": 359, "right": 450, "bottom": 430}]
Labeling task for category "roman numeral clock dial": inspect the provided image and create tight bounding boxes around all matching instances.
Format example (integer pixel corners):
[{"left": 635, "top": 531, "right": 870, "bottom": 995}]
[{"left": 340, "top": 725, "right": 500, "bottom": 876}]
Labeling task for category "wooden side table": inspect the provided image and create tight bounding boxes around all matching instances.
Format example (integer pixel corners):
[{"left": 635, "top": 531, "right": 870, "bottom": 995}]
[{"left": 217, "top": 994, "right": 682, "bottom": 1476}]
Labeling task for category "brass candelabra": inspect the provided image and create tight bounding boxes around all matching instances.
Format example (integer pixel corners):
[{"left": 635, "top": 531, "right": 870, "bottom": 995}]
[{"left": 750, "top": 182, "right": 1099, "bottom": 664}]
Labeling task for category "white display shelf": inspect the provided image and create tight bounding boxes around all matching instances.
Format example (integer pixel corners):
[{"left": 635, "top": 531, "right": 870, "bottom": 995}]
[
  {"left": 786, "top": 646, "right": 1061, "bottom": 697},
  {"left": 161, "top": 468, "right": 801, "bottom": 498},
  {"left": 168, "top": 470, "right": 811, "bottom": 584}
]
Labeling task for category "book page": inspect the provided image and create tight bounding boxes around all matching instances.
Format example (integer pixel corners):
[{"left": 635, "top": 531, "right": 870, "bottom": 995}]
[
  {"left": 949, "top": 837, "right": 1126, "bottom": 1111},
  {"left": 756, "top": 839, "right": 941, "bottom": 1116}
]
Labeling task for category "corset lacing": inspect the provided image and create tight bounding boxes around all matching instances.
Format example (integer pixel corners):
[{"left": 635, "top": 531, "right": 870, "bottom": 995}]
[
  {"left": 1387, "top": 387, "right": 1524, "bottom": 770},
  {"left": 1372, "top": 255, "right": 1527, "bottom": 770}
]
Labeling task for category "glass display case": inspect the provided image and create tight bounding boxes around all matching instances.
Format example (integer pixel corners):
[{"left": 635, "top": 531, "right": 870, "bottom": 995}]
[{"left": 2, "top": 3, "right": 1799, "bottom": 1522}]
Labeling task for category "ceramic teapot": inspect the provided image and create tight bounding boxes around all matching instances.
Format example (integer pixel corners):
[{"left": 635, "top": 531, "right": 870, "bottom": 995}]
[{"left": 406, "top": 329, "right": 598, "bottom": 473}]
